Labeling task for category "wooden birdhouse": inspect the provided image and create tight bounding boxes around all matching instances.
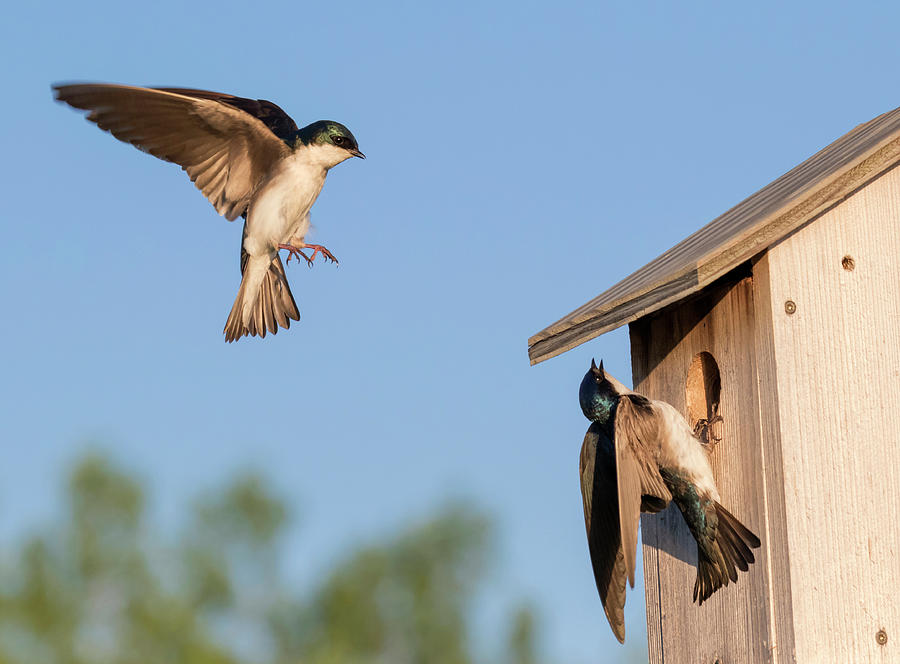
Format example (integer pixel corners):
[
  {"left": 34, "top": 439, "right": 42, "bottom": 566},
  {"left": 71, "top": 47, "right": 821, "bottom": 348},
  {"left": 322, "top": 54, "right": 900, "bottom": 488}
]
[{"left": 528, "top": 109, "right": 900, "bottom": 663}]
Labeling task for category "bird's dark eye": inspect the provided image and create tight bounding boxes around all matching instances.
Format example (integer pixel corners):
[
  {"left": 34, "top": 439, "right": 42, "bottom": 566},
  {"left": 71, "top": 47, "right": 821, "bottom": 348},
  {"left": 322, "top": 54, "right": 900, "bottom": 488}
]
[{"left": 333, "top": 136, "right": 346, "bottom": 145}]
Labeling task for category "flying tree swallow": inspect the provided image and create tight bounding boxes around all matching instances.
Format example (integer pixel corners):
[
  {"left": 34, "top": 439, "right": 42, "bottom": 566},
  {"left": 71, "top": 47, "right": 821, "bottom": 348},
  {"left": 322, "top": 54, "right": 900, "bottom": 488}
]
[
  {"left": 577, "top": 359, "right": 760, "bottom": 643},
  {"left": 53, "top": 83, "right": 364, "bottom": 342}
]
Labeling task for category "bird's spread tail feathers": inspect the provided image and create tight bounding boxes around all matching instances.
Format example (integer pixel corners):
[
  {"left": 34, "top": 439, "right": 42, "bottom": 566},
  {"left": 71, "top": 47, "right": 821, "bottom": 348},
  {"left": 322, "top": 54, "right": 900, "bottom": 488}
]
[
  {"left": 224, "top": 254, "right": 300, "bottom": 342},
  {"left": 693, "top": 502, "right": 761, "bottom": 605}
]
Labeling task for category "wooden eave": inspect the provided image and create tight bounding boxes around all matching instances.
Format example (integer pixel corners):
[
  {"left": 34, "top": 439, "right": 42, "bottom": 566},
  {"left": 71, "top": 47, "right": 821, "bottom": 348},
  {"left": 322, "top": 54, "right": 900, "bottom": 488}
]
[{"left": 528, "top": 106, "right": 900, "bottom": 365}]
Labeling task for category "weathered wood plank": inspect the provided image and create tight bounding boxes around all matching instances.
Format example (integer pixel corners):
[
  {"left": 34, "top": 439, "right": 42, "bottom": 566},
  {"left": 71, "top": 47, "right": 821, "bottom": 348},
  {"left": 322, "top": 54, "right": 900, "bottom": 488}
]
[
  {"left": 630, "top": 275, "right": 774, "bottom": 663},
  {"left": 749, "top": 253, "right": 797, "bottom": 663},
  {"left": 763, "top": 164, "right": 900, "bottom": 663}
]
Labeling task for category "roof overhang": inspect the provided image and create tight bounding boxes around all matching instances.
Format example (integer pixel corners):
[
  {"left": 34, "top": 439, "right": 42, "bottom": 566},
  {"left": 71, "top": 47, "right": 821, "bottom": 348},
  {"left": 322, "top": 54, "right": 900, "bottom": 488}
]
[{"left": 528, "top": 106, "right": 900, "bottom": 365}]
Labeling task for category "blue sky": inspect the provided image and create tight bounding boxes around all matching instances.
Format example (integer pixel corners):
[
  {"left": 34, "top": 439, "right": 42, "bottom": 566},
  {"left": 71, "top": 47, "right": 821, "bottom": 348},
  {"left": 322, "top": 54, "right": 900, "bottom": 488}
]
[{"left": 3, "top": 2, "right": 900, "bottom": 661}]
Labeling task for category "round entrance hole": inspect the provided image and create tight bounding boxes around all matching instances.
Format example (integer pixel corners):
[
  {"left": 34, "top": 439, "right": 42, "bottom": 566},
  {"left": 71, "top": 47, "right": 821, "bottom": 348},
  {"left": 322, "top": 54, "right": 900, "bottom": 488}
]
[{"left": 685, "top": 352, "right": 723, "bottom": 446}]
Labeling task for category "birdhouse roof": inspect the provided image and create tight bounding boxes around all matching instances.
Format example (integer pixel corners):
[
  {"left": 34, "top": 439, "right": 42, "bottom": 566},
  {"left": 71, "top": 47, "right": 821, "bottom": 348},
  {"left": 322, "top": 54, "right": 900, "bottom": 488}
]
[{"left": 528, "top": 106, "right": 900, "bottom": 365}]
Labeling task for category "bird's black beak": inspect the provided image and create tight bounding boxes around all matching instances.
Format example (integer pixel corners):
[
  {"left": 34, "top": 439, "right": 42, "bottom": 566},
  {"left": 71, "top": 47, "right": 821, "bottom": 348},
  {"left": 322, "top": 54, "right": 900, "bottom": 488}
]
[{"left": 350, "top": 148, "right": 365, "bottom": 159}]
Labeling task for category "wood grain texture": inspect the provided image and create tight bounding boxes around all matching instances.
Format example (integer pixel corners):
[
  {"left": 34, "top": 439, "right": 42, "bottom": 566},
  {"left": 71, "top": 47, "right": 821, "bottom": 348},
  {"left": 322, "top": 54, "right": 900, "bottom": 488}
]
[
  {"left": 763, "top": 164, "right": 900, "bottom": 663},
  {"left": 750, "top": 253, "right": 797, "bottom": 663},
  {"left": 630, "top": 275, "right": 776, "bottom": 663},
  {"left": 530, "top": 107, "right": 900, "bottom": 365}
]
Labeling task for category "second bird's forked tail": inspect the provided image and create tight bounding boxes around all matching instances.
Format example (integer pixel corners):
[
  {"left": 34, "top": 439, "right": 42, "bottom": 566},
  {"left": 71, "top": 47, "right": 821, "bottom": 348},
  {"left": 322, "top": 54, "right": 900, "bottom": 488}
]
[
  {"left": 694, "top": 502, "right": 762, "bottom": 605},
  {"left": 224, "top": 253, "right": 300, "bottom": 342}
]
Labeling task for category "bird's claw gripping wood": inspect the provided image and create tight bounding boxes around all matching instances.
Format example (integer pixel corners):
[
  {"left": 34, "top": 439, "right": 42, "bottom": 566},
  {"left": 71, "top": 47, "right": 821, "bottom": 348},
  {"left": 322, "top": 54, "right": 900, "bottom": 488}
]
[
  {"left": 279, "top": 243, "right": 339, "bottom": 268},
  {"left": 693, "top": 414, "right": 724, "bottom": 449}
]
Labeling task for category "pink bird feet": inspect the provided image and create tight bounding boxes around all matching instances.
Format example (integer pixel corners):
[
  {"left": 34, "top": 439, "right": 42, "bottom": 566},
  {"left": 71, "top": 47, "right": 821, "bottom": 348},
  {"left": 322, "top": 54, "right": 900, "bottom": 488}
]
[{"left": 279, "top": 243, "right": 339, "bottom": 268}]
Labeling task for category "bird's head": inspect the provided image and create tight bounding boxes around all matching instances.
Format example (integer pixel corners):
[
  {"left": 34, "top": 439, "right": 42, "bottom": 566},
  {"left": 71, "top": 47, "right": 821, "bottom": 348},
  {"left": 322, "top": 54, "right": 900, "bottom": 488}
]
[
  {"left": 294, "top": 120, "right": 364, "bottom": 167},
  {"left": 579, "top": 358, "right": 617, "bottom": 423}
]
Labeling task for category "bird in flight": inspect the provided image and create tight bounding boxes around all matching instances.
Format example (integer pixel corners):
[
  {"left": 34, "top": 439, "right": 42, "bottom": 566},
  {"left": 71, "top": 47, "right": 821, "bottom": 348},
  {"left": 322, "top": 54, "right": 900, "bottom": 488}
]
[
  {"left": 53, "top": 83, "right": 364, "bottom": 342},
  {"left": 577, "top": 359, "right": 760, "bottom": 642}
]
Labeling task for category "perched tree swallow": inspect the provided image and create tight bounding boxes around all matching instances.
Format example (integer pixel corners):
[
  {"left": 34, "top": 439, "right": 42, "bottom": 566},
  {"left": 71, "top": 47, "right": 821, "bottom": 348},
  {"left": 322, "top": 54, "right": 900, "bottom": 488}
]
[
  {"left": 53, "top": 83, "right": 364, "bottom": 342},
  {"left": 577, "top": 359, "right": 760, "bottom": 643}
]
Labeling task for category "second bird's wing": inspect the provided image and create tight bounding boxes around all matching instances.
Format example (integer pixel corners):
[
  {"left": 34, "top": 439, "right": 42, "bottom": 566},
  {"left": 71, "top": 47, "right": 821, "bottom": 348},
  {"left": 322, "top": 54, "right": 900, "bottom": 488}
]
[
  {"left": 580, "top": 422, "right": 628, "bottom": 642},
  {"left": 614, "top": 394, "right": 672, "bottom": 587}
]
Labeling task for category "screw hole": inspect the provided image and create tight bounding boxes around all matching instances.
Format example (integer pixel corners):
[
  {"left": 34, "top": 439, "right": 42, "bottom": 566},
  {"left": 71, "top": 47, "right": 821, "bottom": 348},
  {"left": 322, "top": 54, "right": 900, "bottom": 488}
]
[
  {"left": 876, "top": 629, "right": 888, "bottom": 646},
  {"left": 842, "top": 255, "right": 855, "bottom": 271},
  {"left": 784, "top": 300, "right": 797, "bottom": 315}
]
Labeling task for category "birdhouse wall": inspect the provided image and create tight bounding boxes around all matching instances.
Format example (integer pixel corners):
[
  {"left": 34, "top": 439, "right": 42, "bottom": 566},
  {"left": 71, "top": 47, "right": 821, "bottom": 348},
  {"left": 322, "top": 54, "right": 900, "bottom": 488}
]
[
  {"left": 752, "top": 163, "right": 900, "bottom": 664},
  {"left": 629, "top": 163, "right": 900, "bottom": 664},
  {"left": 629, "top": 273, "right": 788, "bottom": 663}
]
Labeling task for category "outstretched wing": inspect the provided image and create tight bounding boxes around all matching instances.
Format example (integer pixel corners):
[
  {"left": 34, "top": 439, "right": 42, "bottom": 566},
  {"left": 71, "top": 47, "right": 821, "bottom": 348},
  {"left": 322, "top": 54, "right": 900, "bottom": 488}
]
[
  {"left": 614, "top": 394, "right": 672, "bottom": 587},
  {"left": 53, "top": 83, "right": 291, "bottom": 221},
  {"left": 155, "top": 87, "right": 299, "bottom": 141},
  {"left": 579, "top": 422, "right": 628, "bottom": 642}
]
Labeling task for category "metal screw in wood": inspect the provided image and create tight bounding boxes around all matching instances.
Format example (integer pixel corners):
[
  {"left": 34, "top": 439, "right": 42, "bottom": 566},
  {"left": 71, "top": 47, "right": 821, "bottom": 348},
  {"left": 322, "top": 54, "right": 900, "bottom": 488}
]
[
  {"left": 784, "top": 300, "right": 797, "bottom": 315},
  {"left": 876, "top": 629, "right": 888, "bottom": 646}
]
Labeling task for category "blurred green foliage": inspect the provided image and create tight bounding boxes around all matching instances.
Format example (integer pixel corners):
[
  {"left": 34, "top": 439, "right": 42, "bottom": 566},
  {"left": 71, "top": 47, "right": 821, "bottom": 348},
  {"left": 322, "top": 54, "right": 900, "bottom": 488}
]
[{"left": 0, "top": 454, "right": 541, "bottom": 664}]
